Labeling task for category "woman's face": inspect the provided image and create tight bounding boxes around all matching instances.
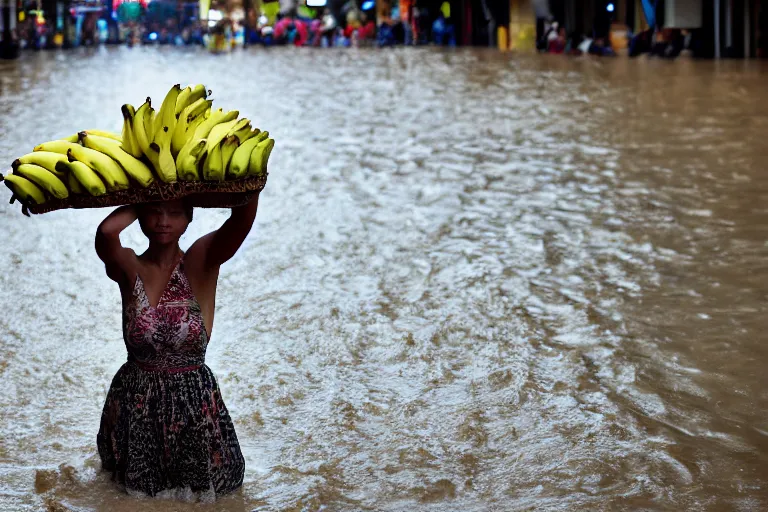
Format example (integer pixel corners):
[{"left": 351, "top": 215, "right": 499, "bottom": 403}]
[{"left": 138, "top": 200, "right": 190, "bottom": 245}]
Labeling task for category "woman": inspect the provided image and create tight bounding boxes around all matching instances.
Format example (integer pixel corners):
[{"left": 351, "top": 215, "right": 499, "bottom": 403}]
[{"left": 95, "top": 193, "right": 260, "bottom": 500}]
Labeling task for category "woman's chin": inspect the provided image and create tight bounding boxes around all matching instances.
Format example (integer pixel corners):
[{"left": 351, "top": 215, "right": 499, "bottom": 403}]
[{"left": 151, "top": 234, "right": 177, "bottom": 244}]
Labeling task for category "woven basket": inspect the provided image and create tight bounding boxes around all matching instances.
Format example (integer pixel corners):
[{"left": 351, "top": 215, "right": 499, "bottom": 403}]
[{"left": 24, "top": 174, "right": 268, "bottom": 215}]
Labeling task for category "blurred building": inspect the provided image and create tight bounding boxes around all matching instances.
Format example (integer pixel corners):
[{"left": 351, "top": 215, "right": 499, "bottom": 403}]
[{"left": 507, "top": 0, "right": 766, "bottom": 57}]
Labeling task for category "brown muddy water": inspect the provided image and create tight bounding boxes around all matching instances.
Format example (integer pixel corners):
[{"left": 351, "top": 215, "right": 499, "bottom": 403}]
[{"left": 0, "top": 47, "right": 767, "bottom": 511}]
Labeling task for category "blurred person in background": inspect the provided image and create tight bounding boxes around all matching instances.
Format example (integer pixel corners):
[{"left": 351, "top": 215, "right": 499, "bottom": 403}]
[
  {"left": 432, "top": 2, "right": 455, "bottom": 46},
  {"left": 548, "top": 26, "right": 566, "bottom": 53}
]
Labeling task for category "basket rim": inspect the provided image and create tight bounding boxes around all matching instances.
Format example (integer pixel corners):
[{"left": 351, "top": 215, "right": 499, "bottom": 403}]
[{"left": 19, "top": 173, "right": 268, "bottom": 215}]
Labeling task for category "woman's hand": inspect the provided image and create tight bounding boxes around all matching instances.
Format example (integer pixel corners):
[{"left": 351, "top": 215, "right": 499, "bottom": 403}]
[{"left": 97, "top": 204, "right": 138, "bottom": 238}]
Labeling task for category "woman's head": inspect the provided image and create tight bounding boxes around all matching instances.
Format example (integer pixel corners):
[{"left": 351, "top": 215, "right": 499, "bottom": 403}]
[{"left": 137, "top": 199, "right": 193, "bottom": 245}]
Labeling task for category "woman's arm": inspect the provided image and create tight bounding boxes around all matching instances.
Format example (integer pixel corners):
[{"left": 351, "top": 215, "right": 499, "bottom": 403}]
[
  {"left": 190, "top": 192, "right": 260, "bottom": 269},
  {"left": 95, "top": 205, "right": 138, "bottom": 282}
]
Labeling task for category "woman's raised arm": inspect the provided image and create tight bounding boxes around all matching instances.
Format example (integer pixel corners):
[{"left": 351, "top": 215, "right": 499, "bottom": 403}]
[
  {"left": 190, "top": 192, "right": 260, "bottom": 269},
  {"left": 95, "top": 205, "right": 138, "bottom": 282}
]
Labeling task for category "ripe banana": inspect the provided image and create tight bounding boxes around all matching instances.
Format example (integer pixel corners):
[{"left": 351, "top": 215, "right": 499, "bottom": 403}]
[
  {"left": 133, "top": 98, "right": 153, "bottom": 157},
  {"left": 194, "top": 109, "right": 238, "bottom": 139},
  {"left": 149, "top": 142, "right": 177, "bottom": 183},
  {"left": 145, "top": 106, "right": 157, "bottom": 145},
  {"left": 2, "top": 173, "right": 47, "bottom": 205},
  {"left": 203, "top": 141, "right": 224, "bottom": 181},
  {"left": 188, "top": 84, "right": 209, "bottom": 104},
  {"left": 248, "top": 138, "right": 275, "bottom": 177},
  {"left": 67, "top": 171, "right": 85, "bottom": 194},
  {"left": 175, "top": 139, "right": 207, "bottom": 181},
  {"left": 220, "top": 136, "right": 239, "bottom": 173},
  {"left": 63, "top": 130, "right": 121, "bottom": 143},
  {"left": 153, "top": 84, "right": 181, "bottom": 143},
  {"left": 13, "top": 164, "right": 69, "bottom": 199},
  {"left": 234, "top": 125, "right": 258, "bottom": 143},
  {"left": 121, "top": 104, "right": 143, "bottom": 159},
  {"left": 34, "top": 141, "right": 129, "bottom": 191},
  {"left": 172, "top": 100, "right": 212, "bottom": 156},
  {"left": 80, "top": 133, "right": 154, "bottom": 188},
  {"left": 174, "top": 86, "right": 193, "bottom": 118},
  {"left": 226, "top": 118, "right": 251, "bottom": 138},
  {"left": 205, "top": 119, "right": 239, "bottom": 151},
  {"left": 13, "top": 151, "right": 69, "bottom": 179},
  {"left": 56, "top": 160, "right": 106, "bottom": 196},
  {"left": 86, "top": 130, "right": 122, "bottom": 142},
  {"left": 228, "top": 133, "right": 265, "bottom": 179}
]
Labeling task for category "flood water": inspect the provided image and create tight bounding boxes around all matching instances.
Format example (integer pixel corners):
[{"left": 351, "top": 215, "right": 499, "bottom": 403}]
[{"left": 0, "top": 47, "right": 767, "bottom": 511}]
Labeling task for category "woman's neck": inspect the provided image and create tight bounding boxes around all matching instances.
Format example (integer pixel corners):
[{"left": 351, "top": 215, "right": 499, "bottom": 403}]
[{"left": 143, "top": 243, "right": 182, "bottom": 269}]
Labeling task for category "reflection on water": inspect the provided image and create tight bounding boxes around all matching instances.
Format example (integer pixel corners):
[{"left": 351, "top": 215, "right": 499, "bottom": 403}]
[{"left": 0, "top": 47, "right": 767, "bottom": 511}]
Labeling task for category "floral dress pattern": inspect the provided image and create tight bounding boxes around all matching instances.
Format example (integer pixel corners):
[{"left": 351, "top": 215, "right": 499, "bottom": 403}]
[{"left": 97, "top": 258, "right": 245, "bottom": 501}]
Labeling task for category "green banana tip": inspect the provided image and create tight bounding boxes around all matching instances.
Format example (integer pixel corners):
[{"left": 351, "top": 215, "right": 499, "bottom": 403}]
[{"left": 11, "top": 159, "right": 20, "bottom": 169}]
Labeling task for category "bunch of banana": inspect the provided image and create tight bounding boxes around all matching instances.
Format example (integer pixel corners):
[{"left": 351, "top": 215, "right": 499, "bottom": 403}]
[{"left": 2, "top": 83, "right": 275, "bottom": 214}]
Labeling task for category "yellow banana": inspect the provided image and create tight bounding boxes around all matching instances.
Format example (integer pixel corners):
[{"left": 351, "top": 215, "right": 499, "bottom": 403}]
[
  {"left": 56, "top": 160, "right": 106, "bottom": 196},
  {"left": 228, "top": 133, "right": 265, "bottom": 179},
  {"left": 153, "top": 84, "right": 181, "bottom": 143},
  {"left": 133, "top": 98, "right": 153, "bottom": 157},
  {"left": 2, "top": 173, "right": 47, "bottom": 205},
  {"left": 145, "top": 106, "right": 157, "bottom": 145},
  {"left": 220, "top": 136, "right": 239, "bottom": 174},
  {"left": 189, "top": 84, "right": 208, "bottom": 104},
  {"left": 13, "top": 151, "right": 68, "bottom": 179},
  {"left": 149, "top": 141, "right": 177, "bottom": 183},
  {"left": 194, "top": 109, "right": 238, "bottom": 139},
  {"left": 13, "top": 164, "right": 69, "bottom": 199},
  {"left": 204, "top": 119, "right": 239, "bottom": 152},
  {"left": 80, "top": 133, "right": 154, "bottom": 188},
  {"left": 187, "top": 112, "right": 207, "bottom": 138},
  {"left": 175, "top": 139, "right": 207, "bottom": 181},
  {"left": 226, "top": 118, "right": 251, "bottom": 138},
  {"left": 35, "top": 141, "right": 129, "bottom": 191},
  {"left": 63, "top": 130, "right": 121, "bottom": 143},
  {"left": 149, "top": 88, "right": 180, "bottom": 182},
  {"left": 88, "top": 130, "right": 121, "bottom": 142},
  {"left": 203, "top": 141, "right": 224, "bottom": 181},
  {"left": 67, "top": 171, "right": 85, "bottom": 194},
  {"left": 121, "top": 104, "right": 143, "bottom": 159},
  {"left": 234, "top": 125, "right": 258, "bottom": 143},
  {"left": 175, "top": 85, "right": 208, "bottom": 117},
  {"left": 172, "top": 100, "right": 212, "bottom": 156},
  {"left": 174, "top": 85, "right": 193, "bottom": 118},
  {"left": 248, "top": 138, "right": 275, "bottom": 177},
  {"left": 188, "top": 98, "right": 212, "bottom": 119}
]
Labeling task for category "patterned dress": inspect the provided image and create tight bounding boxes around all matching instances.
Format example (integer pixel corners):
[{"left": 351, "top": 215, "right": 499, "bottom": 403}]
[{"left": 97, "top": 258, "right": 245, "bottom": 501}]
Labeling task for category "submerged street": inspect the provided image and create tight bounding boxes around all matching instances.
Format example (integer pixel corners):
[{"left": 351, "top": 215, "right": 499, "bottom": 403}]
[{"left": 0, "top": 47, "right": 767, "bottom": 510}]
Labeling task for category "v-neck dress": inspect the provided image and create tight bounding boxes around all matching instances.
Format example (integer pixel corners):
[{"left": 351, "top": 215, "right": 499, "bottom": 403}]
[{"left": 96, "top": 259, "right": 245, "bottom": 501}]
